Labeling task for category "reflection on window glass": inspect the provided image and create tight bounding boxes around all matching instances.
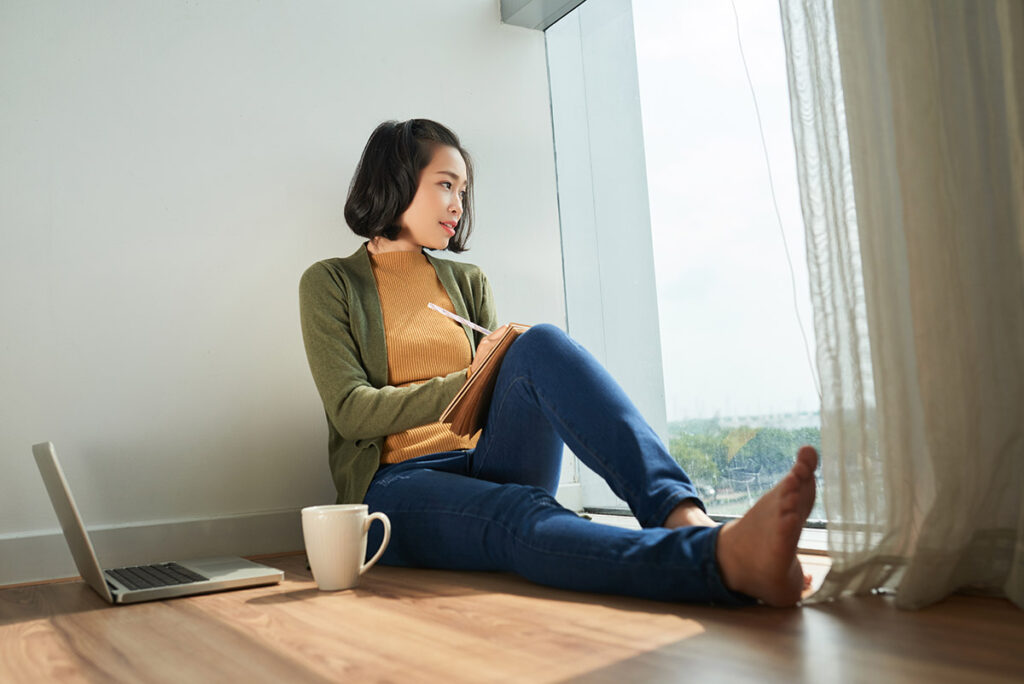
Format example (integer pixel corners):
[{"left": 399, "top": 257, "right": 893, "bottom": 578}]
[{"left": 633, "top": 0, "right": 823, "bottom": 519}]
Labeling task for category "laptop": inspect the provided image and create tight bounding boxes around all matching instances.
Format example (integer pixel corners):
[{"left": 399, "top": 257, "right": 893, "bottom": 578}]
[{"left": 33, "top": 441, "right": 284, "bottom": 604}]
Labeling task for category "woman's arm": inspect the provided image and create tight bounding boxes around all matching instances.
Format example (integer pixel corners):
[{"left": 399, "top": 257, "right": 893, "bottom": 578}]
[
  {"left": 477, "top": 272, "right": 499, "bottom": 335},
  {"left": 299, "top": 263, "right": 466, "bottom": 441}
]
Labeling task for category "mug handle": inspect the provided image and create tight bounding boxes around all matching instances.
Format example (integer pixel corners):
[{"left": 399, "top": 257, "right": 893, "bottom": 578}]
[{"left": 360, "top": 512, "right": 391, "bottom": 576}]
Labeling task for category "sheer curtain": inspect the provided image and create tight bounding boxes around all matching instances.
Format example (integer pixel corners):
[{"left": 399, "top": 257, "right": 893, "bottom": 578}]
[{"left": 780, "top": 0, "right": 1024, "bottom": 609}]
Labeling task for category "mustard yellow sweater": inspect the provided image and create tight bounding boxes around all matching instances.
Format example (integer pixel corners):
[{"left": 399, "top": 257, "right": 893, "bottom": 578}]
[{"left": 369, "top": 250, "right": 479, "bottom": 463}]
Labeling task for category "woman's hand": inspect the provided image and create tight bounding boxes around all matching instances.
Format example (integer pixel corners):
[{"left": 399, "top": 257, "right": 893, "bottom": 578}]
[{"left": 469, "top": 324, "right": 511, "bottom": 378}]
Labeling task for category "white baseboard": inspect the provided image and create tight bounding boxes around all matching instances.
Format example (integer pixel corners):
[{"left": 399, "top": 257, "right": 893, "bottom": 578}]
[
  {"left": 4, "top": 486, "right": 591, "bottom": 587},
  {"left": 0, "top": 508, "right": 304, "bottom": 587}
]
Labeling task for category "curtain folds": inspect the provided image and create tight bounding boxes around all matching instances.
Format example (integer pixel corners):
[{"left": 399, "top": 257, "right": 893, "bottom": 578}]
[{"left": 779, "top": 0, "right": 1024, "bottom": 609}]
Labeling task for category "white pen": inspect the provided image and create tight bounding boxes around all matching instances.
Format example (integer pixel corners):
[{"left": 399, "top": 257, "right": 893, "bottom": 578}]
[{"left": 427, "top": 302, "right": 493, "bottom": 336}]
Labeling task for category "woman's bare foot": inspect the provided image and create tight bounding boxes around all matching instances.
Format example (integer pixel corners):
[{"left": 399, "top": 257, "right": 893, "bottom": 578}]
[
  {"left": 715, "top": 446, "right": 818, "bottom": 607},
  {"left": 664, "top": 499, "right": 717, "bottom": 529}
]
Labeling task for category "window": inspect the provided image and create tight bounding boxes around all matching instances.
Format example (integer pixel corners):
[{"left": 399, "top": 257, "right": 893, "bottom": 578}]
[{"left": 546, "top": 0, "right": 823, "bottom": 521}]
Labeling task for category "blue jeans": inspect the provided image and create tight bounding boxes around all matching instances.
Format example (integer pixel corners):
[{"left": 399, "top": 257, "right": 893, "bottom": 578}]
[{"left": 364, "top": 324, "right": 754, "bottom": 605}]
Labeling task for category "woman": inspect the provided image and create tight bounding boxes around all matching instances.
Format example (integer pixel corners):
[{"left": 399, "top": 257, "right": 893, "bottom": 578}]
[{"left": 299, "top": 119, "right": 818, "bottom": 607}]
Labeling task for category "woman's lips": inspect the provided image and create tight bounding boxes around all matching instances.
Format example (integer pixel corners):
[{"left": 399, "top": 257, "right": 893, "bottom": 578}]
[{"left": 440, "top": 222, "right": 456, "bottom": 237}]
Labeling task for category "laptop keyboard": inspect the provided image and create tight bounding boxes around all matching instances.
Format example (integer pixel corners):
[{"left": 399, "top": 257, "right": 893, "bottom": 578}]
[{"left": 105, "top": 562, "right": 208, "bottom": 591}]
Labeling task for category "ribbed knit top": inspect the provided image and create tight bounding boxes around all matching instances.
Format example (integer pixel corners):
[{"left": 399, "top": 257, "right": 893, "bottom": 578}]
[{"left": 369, "top": 250, "right": 478, "bottom": 464}]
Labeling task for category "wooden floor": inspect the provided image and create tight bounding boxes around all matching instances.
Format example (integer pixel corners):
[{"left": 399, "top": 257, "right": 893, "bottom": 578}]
[{"left": 1, "top": 553, "right": 1022, "bottom": 683}]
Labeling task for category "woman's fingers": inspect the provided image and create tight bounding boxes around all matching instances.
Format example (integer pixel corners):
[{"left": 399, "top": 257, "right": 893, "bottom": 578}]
[
  {"left": 477, "top": 325, "right": 508, "bottom": 354},
  {"left": 483, "top": 324, "right": 510, "bottom": 346},
  {"left": 470, "top": 324, "right": 510, "bottom": 376}
]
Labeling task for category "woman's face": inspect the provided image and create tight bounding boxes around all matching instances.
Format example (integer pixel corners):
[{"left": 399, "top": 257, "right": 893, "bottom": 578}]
[{"left": 394, "top": 145, "right": 468, "bottom": 251}]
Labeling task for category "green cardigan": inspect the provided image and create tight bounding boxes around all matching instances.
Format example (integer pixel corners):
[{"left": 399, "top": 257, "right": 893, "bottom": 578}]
[{"left": 299, "top": 243, "right": 498, "bottom": 504}]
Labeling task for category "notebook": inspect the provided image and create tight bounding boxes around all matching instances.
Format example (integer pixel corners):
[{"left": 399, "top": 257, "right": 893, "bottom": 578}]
[
  {"left": 32, "top": 441, "right": 283, "bottom": 604},
  {"left": 440, "top": 323, "right": 530, "bottom": 436}
]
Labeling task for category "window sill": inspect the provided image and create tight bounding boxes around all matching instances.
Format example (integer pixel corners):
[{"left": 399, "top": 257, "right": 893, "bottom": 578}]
[{"left": 586, "top": 513, "right": 829, "bottom": 555}]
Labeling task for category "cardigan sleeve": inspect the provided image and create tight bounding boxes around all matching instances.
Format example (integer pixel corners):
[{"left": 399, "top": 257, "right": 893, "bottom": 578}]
[
  {"left": 299, "top": 262, "right": 467, "bottom": 441},
  {"left": 478, "top": 271, "right": 499, "bottom": 335}
]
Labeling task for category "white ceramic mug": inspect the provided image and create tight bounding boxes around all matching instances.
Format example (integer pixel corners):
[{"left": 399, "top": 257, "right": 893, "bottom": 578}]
[{"left": 301, "top": 504, "right": 391, "bottom": 591}]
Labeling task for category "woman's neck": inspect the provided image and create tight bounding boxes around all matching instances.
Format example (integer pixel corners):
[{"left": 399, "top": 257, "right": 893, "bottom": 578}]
[{"left": 367, "top": 236, "right": 421, "bottom": 254}]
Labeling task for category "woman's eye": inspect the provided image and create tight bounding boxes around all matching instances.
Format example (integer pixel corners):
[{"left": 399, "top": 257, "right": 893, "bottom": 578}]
[{"left": 441, "top": 181, "right": 466, "bottom": 200}]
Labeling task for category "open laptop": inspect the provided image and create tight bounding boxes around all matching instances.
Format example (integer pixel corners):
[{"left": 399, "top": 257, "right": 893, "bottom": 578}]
[{"left": 33, "top": 441, "right": 284, "bottom": 604}]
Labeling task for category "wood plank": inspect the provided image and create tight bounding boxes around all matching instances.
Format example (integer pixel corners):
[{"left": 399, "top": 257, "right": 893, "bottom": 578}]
[{"left": 1, "top": 555, "right": 1022, "bottom": 683}]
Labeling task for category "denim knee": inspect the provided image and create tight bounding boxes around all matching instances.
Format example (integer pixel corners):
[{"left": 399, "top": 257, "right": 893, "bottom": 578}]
[{"left": 514, "top": 323, "right": 567, "bottom": 355}]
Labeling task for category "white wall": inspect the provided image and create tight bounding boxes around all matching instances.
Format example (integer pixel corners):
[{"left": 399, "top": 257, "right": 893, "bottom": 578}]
[{"left": 0, "top": 0, "right": 565, "bottom": 584}]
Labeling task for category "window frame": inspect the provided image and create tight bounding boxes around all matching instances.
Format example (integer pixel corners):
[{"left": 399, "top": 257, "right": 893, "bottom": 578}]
[{"left": 544, "top": 0, "right": 670, "bottom": 510}]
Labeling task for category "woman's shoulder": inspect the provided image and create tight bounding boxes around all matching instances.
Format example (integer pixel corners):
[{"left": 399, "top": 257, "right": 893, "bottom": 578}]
[{"left": 300, "top": 245, "right": 373, "bottom": 296}]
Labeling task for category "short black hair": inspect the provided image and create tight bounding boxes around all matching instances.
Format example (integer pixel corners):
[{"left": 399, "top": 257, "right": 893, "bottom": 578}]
[{"left": 344, "top": 119, "right": 475, "bottom": 253}]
